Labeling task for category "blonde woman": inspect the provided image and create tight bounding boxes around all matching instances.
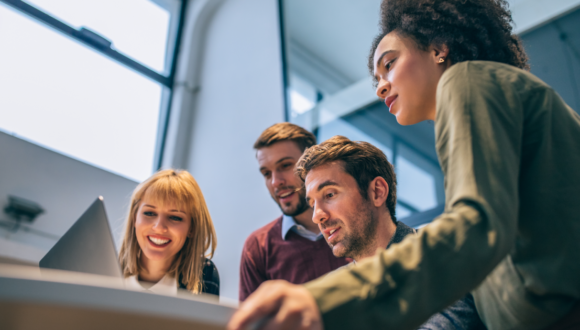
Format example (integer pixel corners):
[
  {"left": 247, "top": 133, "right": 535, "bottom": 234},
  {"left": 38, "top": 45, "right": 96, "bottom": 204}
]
[{"left": 119, "top": 169, "right": 219, "bottom": 296}]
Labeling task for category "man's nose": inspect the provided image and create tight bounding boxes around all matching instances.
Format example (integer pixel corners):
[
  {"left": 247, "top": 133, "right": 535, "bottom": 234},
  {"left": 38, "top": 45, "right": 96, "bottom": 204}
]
[
  {"left": 271, "top": 171, "right": 285, "bottom": 188},
  {"left": 312, "top": 204, "right": 328, "bottom": 225}
]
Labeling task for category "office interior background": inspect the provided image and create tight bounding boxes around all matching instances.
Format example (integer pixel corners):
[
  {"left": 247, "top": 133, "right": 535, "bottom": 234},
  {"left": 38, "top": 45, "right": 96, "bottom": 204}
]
[{"left": 0, "top": 0, "right": 579, "bottom": 302}]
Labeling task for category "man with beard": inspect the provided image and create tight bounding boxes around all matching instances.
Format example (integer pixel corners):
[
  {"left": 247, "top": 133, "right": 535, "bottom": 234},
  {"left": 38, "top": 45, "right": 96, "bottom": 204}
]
[
  {"left": 301, "top": 136, "right": 484, "bottom": 329},
  {"left": 238, "top": 124, "right": 348, "bottom": 301}
]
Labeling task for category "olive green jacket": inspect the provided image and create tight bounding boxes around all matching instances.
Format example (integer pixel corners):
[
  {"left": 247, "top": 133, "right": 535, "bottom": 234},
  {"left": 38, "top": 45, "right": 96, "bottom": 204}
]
[{"left": 305, "top": 61, "right": 580, "bottom": 330}]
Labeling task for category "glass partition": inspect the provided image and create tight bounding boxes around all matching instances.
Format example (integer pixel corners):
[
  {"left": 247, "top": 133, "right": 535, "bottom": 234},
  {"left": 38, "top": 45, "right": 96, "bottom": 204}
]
[{"left": 281, "top": 0, "right": 445, "bottom": 223}]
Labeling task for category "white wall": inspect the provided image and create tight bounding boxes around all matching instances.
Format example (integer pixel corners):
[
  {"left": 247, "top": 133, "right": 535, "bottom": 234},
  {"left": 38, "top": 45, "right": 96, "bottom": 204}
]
[
  {"left": 1, "top": 0, "right": 286, "bottom": 302},
  {"left": 162, "top": 0, "right": 285, "bottom": 301},
  {"left": 0, "top": 131, "right": 138, "bottom": 263}
]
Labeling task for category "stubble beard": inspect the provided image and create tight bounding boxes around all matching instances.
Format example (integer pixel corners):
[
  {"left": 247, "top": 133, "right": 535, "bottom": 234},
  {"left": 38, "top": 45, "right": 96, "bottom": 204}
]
[
  {"left": 278, "top": 188, "right": 310, "bottom": 217},
  {"left": 329, "top": 201, "right": 378, "bottom": 260}
]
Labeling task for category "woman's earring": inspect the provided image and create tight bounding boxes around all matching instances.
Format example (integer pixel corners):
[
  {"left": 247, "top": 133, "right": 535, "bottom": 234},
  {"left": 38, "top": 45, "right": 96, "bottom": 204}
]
[{"left": 438, "top": 57, "right": 445, "bottom": 63}]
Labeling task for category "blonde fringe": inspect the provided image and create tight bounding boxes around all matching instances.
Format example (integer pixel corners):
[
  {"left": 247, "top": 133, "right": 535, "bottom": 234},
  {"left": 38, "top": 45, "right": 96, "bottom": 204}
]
[{"left": 118, "top": 169, "right": 217, "bottom": 293}]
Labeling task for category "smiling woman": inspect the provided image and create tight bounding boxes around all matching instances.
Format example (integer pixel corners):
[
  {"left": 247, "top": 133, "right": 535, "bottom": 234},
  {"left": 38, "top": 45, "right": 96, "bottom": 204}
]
[{"left": 118, "top": 169, "right": 219, "bottom": 296}]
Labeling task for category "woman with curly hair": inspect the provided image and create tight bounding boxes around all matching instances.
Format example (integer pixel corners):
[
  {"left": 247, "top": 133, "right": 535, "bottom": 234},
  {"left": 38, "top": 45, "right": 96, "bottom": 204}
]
[{"left": 228, "top": 1, "right": 580, "bottom": 329}]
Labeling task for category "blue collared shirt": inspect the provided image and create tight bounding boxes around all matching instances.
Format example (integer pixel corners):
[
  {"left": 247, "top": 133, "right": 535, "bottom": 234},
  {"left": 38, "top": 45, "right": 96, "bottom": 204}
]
[{"left": 281, "top": 214, "right": 323, "bottom": 241}]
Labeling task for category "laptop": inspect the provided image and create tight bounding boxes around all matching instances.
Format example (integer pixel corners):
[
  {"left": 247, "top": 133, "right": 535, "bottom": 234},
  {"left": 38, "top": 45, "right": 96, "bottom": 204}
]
[{"left": 39, "top": 197, "right": 122, "bottom": 278}]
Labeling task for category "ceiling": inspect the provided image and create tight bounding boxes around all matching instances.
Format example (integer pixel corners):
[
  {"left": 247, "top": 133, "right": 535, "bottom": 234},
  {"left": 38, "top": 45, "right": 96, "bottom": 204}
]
[{"left": 283, "top": 0, "right": 580, "bottom": 94}]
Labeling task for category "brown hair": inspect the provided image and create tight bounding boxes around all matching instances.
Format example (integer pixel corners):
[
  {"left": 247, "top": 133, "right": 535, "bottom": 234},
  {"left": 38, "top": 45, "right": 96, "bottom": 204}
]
[
  {"left": 296, "top": 135, "right": 397, "bottom": 222},
  {"left": 118, "top": 169, "right": 217, "bottom": 293},
  {"left": 254, "top": 123, "right": 316, "bottom": 152}
]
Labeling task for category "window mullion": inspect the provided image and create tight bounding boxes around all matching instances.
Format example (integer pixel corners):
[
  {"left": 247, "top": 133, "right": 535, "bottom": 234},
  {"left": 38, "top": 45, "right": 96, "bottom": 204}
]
[{"left": 1, "top": 0, "right": 171, "bottom": 87}]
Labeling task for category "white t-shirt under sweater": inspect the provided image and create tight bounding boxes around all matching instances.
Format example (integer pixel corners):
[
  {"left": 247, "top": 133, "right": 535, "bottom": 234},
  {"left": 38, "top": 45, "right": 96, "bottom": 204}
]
[{"left": 124, "top": 273, "right": 178, "bottom": 296}]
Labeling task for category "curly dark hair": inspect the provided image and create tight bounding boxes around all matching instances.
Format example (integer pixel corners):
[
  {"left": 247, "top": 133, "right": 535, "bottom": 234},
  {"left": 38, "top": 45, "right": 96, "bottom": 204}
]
[{"left": 368, "top": 0, "right": 529, "bottom": 79}]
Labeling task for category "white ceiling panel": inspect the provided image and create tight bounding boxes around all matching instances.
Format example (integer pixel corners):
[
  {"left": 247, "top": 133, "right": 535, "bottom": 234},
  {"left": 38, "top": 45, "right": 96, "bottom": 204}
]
[{"left": 283, "top": 0, "right": 580, "bottom": 93}]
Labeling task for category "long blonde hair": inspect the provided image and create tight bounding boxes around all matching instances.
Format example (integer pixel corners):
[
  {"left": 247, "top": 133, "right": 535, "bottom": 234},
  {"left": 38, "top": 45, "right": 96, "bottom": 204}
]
[{"left": 118, "top": 169, "right": 217, "bottom": 293}]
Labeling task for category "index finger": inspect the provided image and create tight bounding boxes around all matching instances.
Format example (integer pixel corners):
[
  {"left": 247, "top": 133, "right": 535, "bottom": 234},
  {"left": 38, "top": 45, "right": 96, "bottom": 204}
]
[{"left": 227, "top": 285, "right": 283, "bottom": 330}]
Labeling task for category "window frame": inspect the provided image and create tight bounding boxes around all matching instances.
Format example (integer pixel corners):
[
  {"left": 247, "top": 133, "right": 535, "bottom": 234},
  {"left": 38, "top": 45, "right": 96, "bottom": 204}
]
[{"left": 0, "top": 0, "right": 188, "bottom": 172}]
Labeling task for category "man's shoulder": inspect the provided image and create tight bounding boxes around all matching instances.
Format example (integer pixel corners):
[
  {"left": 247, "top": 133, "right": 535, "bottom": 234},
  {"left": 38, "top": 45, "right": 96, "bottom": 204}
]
[
  {"left": 396, "top": 221, "right": 416, "bottom": 237},
  {"left": 243, "top": 216, "right": 283, "bottom": 247},
  {"left": 420, "top": 293, "right": 486, "bottom": 330},
  {"left": 388, "top": 221, "right": 417, "bottom": 247}
]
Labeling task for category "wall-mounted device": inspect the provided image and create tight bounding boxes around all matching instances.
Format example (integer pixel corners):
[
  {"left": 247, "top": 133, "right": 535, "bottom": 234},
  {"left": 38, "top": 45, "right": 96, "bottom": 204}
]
[{"left": 2, "top": 195, "right": 44, "bottom": 232}]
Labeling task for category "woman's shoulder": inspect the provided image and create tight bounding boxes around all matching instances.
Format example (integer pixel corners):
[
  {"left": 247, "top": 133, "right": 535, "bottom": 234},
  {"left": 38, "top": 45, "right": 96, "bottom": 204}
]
[
  {"left": 201, "top": 258, "right": 220, "bottom": 296},
  {"left": 177, "top": 259, "right": 220, "bottom": 296},
  {"left": 444, "top": 60, "right": 522, "bottom": 76},
  {"left": 202, "top": 258, "right": 219, "bottom": 281},
  {"left": 440, "top": 60, "right": 546, "bottom": 92}
]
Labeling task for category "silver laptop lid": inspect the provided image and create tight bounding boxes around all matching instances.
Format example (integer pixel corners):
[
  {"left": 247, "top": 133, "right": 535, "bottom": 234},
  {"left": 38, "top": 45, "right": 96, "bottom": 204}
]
[{"left": 39, "top": 197, "right": 122, "bottom": 278}]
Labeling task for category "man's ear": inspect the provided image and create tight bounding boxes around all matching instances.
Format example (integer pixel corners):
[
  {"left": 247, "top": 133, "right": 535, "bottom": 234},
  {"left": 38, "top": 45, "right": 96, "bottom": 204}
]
[{"left": 368, "top": 176, "right": 389, "bottom": 208}]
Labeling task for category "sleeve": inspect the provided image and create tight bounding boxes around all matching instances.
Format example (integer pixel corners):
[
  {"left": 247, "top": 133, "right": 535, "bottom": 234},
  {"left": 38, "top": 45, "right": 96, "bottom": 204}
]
[
  {"left": 304, "top": 63, "right": 523, "bottom": 329},
  {"left": 239, "top": 234, "right": 267, "bottom": 301},
  {"left": 418, "top": 294, "right": 486, "bottom": 330}
]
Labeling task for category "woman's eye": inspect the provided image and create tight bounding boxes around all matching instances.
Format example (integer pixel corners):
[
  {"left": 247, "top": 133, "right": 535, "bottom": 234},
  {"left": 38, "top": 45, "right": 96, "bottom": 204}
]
[
  {"left": 170, "top": 216, "right": 183, "bottom": 222},
  {"left": 326, "top": 192, "right": 335, "bottom": 198},
  {"left": 385, "top": 59, "right": 395, "bottom": 71},
  {"left": 144, "top": 211, "right": 155, "bottom": 216}
]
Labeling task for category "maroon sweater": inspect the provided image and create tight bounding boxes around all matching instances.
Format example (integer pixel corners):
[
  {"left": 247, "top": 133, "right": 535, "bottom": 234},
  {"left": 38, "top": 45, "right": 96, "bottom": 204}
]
[{"left": 239, "top": 216, "right": 349, "bottom": 301}]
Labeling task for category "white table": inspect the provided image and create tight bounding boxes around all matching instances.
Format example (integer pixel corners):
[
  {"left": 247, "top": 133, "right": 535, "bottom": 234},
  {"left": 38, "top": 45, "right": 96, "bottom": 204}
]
[{"left": 0, "top": 264, "right": 237, "bottom": 330}]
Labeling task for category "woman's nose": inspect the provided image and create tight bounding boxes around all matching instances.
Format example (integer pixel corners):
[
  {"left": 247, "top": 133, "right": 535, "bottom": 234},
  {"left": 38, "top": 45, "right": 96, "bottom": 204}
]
[
  {"left": 152, "top": 217, "right": 168, "bottom": 231},
  {"left": 376, "top": 80, "right": 389, "bottom": 99}
]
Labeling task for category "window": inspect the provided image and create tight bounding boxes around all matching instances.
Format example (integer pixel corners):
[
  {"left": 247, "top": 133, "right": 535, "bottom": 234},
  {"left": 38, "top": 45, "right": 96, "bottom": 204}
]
[
  {"left": 289, "top": 74, "right": 317, "bottom": 116},
  {"left": 24, "top": 0, "right": 178, "bottom": 74},
  {"left": 394, "top": 144, "right": 441, "bottom": 212},
  {"left": 0, "top": 0, "right": 184, "bottom": 181}
]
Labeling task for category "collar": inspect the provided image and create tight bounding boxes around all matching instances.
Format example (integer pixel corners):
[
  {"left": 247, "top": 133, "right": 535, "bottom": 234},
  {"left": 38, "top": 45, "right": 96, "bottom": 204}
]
[
  {"left": 386, "top": 221, "right": 416, "bottom": 249},
  {"left": 281, "top": 214, "right": 323, "bottom": 241},
  {"left": 124, "top": 273, "right": 178, "bottom": 296},
  {"left": 350, "top": 221, "right": 416, "bottom": 265}
]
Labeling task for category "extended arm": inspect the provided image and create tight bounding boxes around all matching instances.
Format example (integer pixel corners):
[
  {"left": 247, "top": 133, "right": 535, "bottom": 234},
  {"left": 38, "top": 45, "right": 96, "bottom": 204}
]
[
  {"left": 304, "top": 63, "right": 523, "bottom": 329},
  {"left": 228, "top": 63, "right": 524, "bottom": 330}
]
